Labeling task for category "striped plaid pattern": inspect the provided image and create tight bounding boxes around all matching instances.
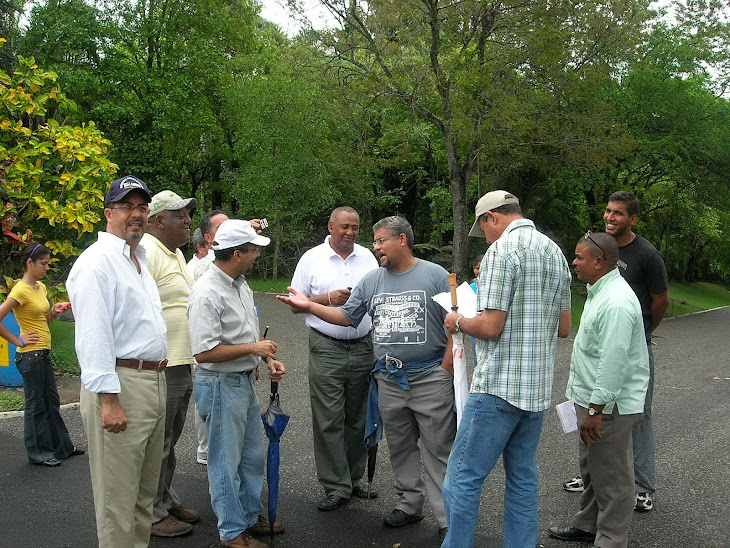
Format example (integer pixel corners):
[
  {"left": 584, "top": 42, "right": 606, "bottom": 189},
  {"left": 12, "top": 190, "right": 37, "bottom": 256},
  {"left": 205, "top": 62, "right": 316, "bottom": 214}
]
[{"left": 473, "top": 219, "right": 572, "bottom": 412}]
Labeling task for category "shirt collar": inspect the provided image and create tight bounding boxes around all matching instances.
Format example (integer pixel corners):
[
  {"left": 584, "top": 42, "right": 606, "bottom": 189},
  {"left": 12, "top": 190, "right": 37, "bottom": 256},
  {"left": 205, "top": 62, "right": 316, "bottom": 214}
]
[
  {"left": 503, "top": 218, "right": 535, "bottom": 235},
  {"left": 324, "top": 235, "right": 365, "bottom": 259},
  {"left": 142, "top": 233, "right": 177, "bottom": 257},
  {"left": 98, "top": 231, "right": 147, "bottom": 263},
  {"left": 586, "top": 267, "right": 621, "bottom": 296},
  {"left": 210, "top": 262, "right": 245, "bottom": 288}
]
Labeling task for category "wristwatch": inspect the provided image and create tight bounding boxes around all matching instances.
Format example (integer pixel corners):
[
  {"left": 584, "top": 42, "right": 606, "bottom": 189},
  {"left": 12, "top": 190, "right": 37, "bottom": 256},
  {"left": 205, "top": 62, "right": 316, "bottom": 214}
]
[
  {"left": 588, "top": 406, "right": 601, "bottom": 416},
  {"left": 454, "top": 316, "right": 463, "bottom": 333}
]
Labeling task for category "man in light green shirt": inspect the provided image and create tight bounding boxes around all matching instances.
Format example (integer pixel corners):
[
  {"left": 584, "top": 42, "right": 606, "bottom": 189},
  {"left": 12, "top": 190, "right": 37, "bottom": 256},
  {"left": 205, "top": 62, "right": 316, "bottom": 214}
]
[{"left": 549, "top": 231, "right": 648, "bottom": 548}]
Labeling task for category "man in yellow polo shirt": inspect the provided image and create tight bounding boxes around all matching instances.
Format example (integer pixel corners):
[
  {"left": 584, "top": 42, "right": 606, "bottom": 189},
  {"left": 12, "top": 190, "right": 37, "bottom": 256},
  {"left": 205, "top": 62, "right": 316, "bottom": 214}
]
[{"left": 143, "top": 190, "right": 202, "bottom": 538}]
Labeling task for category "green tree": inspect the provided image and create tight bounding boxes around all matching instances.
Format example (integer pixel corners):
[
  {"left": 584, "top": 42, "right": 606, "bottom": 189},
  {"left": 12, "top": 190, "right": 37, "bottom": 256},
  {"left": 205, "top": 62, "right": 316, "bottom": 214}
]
[
  {"left": 298, "top": 0, "right": 653, "bottom": 278},
  {"left": 0, "top": 50, "right": 117, "bottom": 282}
]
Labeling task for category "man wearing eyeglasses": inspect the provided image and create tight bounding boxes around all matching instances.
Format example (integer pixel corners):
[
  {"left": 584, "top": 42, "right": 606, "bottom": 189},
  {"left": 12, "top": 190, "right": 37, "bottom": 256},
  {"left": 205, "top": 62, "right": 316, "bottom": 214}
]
[
  {"left": 279, "top": 216, "right": 456, "bottom": 540},
  {"left": 548, "top": 231, "right": 649, "bottom": 548},
  {"left": 67, "top": 176, "right": 169, "bottom": 548},
  {"left": 188, "top": 219, "right": 286, "bottom": 548},
  {"left": 562, "top": 192, "right": 669, "bottom": 514},
  {"left": 441, "top": 190, "right": 572, "bottom": 548}
]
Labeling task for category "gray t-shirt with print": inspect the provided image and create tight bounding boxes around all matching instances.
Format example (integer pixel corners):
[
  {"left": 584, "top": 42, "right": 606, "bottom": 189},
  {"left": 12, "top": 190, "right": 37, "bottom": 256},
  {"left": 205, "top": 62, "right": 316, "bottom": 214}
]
[{"left": 340, "top": 259, "right": 449, "bottom": 364}]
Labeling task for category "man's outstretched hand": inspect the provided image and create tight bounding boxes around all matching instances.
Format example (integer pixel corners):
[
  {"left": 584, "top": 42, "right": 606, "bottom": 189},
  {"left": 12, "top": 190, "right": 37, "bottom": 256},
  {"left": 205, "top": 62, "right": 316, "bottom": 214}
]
[{"left": 276, "top": 287, "right": 312, "bottom": 314}]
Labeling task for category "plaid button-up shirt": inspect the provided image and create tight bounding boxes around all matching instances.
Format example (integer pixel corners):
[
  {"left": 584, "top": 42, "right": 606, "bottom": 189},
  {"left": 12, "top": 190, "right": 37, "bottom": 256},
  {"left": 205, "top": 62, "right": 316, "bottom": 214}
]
[{"left": 472, "top": 219, "right": 572, "bottom": 412}]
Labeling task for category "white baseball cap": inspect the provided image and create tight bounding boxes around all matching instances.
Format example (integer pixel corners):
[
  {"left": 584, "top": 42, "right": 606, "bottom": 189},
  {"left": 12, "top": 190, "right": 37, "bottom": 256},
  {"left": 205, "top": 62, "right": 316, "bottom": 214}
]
[{"left": 212, "top": 220, "right": 270, "bottom": 250}]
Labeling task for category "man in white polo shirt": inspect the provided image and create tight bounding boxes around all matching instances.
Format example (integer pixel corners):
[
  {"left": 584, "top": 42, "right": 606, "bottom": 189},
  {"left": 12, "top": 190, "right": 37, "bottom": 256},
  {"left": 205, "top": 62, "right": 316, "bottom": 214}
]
[
  {"left": 143, "top": 190, "right": 202, "bottom": 538},
  {"left": 290, "top": 206, "right": 379, "bottom": 511}
]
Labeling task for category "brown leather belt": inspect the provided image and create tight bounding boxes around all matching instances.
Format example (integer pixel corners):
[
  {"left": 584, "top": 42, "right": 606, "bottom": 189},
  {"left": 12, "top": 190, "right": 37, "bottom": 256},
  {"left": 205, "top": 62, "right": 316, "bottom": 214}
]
[{"left": 115, "top": 358, "right": 168, "bottom": 371}]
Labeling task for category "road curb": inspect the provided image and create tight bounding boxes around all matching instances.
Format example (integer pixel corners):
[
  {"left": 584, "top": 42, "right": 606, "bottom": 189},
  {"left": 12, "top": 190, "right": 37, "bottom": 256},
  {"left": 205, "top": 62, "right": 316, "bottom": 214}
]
[{"left": 0, "top": 402, "right": 79, "bottom": 420}]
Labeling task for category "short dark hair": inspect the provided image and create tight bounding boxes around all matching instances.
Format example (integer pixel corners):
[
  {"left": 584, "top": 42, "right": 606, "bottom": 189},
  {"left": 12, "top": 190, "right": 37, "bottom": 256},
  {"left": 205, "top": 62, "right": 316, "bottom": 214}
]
[
  {"left": 607, "top": 191, "right": 639, "bottom": 217},
  {"left": 214, "top": 242, "right": 256, "bottom": 262},
  {"left": 20, "top": 242, "right": 51, "bottom": 264},
  {"left": 330, "top": 206, "right": 358, "bottom": 223},
  {"left": 373, "top": 216, "right": 415, "bottom": 249},
  {"left": 200, "top": 210, "right": 227, "bottom": 237},
  {"left": 491, "top": 203, "right": 523, "bottom": 216}
]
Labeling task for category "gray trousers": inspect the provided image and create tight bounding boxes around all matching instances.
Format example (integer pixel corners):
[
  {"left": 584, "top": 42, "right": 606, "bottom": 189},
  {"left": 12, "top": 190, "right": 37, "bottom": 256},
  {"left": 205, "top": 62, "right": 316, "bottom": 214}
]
[
  {"left": 153, "top": 364, "right": 193, "bottom": 521},
  {"left": 308, "top": 329, "right": 374, "bottom": 498},
  {"left": 571, "top": 406, "right": 643, "bottom": 548},
  {"left": 632, "top": 342, "right": 655, "bottom": 493},
  {"left": 376, "top": 366, "right": 456, "bottom": 528}
]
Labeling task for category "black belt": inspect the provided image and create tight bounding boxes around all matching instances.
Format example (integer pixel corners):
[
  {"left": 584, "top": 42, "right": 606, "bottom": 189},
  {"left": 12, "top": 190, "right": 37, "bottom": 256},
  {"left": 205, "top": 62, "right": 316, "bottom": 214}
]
[{"left": 311, "top": 328, "right": 370, "bottom": 345}]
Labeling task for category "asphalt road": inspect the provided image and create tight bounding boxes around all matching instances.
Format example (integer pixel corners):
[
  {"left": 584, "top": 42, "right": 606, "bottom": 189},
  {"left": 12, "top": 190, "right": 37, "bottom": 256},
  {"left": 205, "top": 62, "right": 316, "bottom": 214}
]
[{"left": 1, "top": 293, "right": 728, "bottom": 548}]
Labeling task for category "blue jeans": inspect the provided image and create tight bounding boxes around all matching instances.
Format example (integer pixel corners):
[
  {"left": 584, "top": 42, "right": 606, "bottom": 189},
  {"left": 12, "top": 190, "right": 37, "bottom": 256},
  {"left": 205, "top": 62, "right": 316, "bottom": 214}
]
[
  {"left": 442, "top": 393, "right": 545, "bottom": 548},
  {"left": 15, "top": 350, "right": 74, "bottom": 463},
  {"left": 632, "top": 342, "right": 655, "bottom": 494},
  {"left": 194, "top": 368, "right": 265, "bottom": 541}
]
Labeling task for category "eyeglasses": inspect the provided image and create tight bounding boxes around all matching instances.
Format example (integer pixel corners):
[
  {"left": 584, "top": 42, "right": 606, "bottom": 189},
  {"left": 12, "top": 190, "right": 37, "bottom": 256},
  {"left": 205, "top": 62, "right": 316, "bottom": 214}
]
[
  {"left": 372, "top": 236, "right": 394, "bottom": 248},
  {"left": 584, "top": 231, "right": 606, "bottom": 258},
  {"left": 109, "top": 204, "right": 149, "bottom": 214}
]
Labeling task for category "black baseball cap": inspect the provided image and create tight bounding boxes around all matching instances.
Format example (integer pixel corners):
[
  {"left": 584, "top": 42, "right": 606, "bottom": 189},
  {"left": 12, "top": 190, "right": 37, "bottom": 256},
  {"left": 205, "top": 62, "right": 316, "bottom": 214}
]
[{"left": 105, "top": 176, "right": 152, "bottom": 206}]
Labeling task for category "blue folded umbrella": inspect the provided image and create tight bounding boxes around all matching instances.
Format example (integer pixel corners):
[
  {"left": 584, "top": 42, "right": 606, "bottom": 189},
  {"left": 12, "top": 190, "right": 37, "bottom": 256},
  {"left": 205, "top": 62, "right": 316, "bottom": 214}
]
[{"left": 261, "top": 381, "right": 290, "bottom": 541}]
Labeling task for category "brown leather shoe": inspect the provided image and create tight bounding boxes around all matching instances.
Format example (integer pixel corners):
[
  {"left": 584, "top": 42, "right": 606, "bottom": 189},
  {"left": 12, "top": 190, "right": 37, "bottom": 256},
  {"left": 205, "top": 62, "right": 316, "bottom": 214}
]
[
  {"left": 150, "top": 515, "right": 193, "bottom": 537},
  {"left": 220, "top": 532, "right": 267, "bottom": 548},
  {"left": 169, "top": 505, "right": 201, "bottom": 523},
  {"left": 246, "top": 514, "right": 284, "bottom": 536}
]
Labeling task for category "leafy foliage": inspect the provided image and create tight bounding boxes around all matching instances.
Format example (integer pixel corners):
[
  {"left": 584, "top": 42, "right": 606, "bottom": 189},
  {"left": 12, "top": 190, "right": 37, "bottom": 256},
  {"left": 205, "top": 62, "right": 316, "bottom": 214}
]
[{"left": 0, "top": 49, "right": 117, "bottom": 283}]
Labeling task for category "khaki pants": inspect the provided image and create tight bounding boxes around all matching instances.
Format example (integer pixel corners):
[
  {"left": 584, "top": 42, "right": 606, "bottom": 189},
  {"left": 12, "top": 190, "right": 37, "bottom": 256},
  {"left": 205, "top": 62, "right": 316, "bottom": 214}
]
[{"left": 81, "top": 366, "right": 166, "bottom": 548}]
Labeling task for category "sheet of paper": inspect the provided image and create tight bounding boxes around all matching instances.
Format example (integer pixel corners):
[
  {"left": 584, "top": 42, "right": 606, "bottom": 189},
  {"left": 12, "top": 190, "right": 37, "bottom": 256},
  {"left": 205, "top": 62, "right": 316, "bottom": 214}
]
[
  {"left": 433, "top": 282, "right": 478, "bottom": 318},
  {"left": 556, "top": 400, "right": 578, "bottom": 434}
]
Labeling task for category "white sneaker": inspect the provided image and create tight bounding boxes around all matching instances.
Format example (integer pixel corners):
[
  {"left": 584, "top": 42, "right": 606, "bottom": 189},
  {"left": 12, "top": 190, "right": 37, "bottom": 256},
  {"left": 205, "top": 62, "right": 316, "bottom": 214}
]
[
  {"left": 562, "top": 475, "right": 585, "bottom": 492},
  {"left": 635, "top": 492, "right": 653, "bottom": 512},
  {"left": 196, "top": 457, "right": 207, "bottom": 465}
]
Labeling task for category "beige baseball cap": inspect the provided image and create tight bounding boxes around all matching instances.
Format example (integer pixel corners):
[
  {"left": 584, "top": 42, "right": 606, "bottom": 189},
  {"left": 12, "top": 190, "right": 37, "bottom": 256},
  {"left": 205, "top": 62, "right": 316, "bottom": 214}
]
[
  {"left": 148, "top": 191, "right": 197, "bottom": 219},
  {"left": 468, "top": 190, "right": 520, "bottom": 237}
]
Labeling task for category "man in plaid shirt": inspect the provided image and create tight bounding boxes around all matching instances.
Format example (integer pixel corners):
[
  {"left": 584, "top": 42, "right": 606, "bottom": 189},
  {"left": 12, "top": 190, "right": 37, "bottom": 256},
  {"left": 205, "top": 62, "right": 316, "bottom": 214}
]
[{"left": 442, "top": 190, "right": 572, "bottom": 548}]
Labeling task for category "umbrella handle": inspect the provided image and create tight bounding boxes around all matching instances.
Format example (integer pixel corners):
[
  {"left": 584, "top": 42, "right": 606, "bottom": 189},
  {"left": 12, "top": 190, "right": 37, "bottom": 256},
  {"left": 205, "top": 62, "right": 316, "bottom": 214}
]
[
  {"left": 270, "top": 380, "right": 278, "bottom": 396},
  {"left": 448, "top": 273, "right": 459, "bottom": 311}
]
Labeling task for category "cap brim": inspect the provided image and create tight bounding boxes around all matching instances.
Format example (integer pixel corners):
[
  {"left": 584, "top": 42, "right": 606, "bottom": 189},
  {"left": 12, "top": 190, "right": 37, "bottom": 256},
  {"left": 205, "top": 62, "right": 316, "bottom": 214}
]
[
  {"left": 468, "top": 218, "right": 484, "bottom": 238},
  {"left": 174, "top": 197, "right": 197, "bottom": 210},
  {"left": 252, "top": 234, "right": 271, "bottom": 246},
  {"left": 106, "top": 187, "right": 152, "bottom": 206}
]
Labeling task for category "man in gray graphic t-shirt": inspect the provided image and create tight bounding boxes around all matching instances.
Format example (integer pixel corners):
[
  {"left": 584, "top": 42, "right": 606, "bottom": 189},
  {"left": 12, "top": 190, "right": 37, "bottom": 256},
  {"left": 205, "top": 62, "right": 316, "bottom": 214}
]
[{"left": 279, "top": 216, "right": 455, "bottom": 540}]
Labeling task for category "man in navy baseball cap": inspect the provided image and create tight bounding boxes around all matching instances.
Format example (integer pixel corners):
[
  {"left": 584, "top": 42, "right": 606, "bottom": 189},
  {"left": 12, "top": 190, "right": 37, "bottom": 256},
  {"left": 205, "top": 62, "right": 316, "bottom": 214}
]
[{"left": 105, "top": 176, "right": 152, "bottom": 206}]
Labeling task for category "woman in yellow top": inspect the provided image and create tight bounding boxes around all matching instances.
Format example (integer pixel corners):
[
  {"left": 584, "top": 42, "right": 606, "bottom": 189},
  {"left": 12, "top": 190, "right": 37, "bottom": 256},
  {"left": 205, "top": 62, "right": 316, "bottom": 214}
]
[{"left": 0, "top": 242, "right": 84, "bottom": 467}]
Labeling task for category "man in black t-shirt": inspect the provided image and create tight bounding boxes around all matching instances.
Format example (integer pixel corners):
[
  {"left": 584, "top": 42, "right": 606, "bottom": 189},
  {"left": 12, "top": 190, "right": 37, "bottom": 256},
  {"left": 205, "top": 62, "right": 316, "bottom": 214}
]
[{"left": 563, "top": 191, "right": 668, "bottom": 513}]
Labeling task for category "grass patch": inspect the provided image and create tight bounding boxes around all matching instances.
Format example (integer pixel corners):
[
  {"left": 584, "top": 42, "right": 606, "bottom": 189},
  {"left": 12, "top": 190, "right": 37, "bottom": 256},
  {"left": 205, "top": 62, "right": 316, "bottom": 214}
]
[
  {"left": 666, "top": 281, "right": 730, "bottom": 317},
  {"left": 49, "top": 320, "right": 80, "bottom": 376},
  {"left": 0, "top": 389, "right": 24, "bottom": 412},
  {"left": 569, "top": 280, "right": 730, "bottom": 325},
  {"left": 247, "top": 278, "right": 291, "bottom": 293}
]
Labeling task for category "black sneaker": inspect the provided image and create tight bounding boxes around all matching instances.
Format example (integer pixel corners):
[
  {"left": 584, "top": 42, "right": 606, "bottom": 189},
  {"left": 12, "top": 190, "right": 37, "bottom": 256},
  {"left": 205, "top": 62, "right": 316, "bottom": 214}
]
[{"left": 383, "top": 509, "right": 424, "bottom": 528}]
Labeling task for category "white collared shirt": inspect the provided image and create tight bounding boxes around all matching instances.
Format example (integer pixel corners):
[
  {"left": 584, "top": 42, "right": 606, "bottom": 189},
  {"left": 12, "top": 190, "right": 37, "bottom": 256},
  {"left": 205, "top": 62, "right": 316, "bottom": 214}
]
[
  {"left": 290, "top": 236, "right": 378, "bottom": 339},
  {"left": 186, "top": 254, "right": 201, "bottom": 278},
  {"left": 67, "top": 232, "right": 167, "bottom": 393},
  {"left": 193, "top": 248, "right": 216, "bottom": 281}
]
